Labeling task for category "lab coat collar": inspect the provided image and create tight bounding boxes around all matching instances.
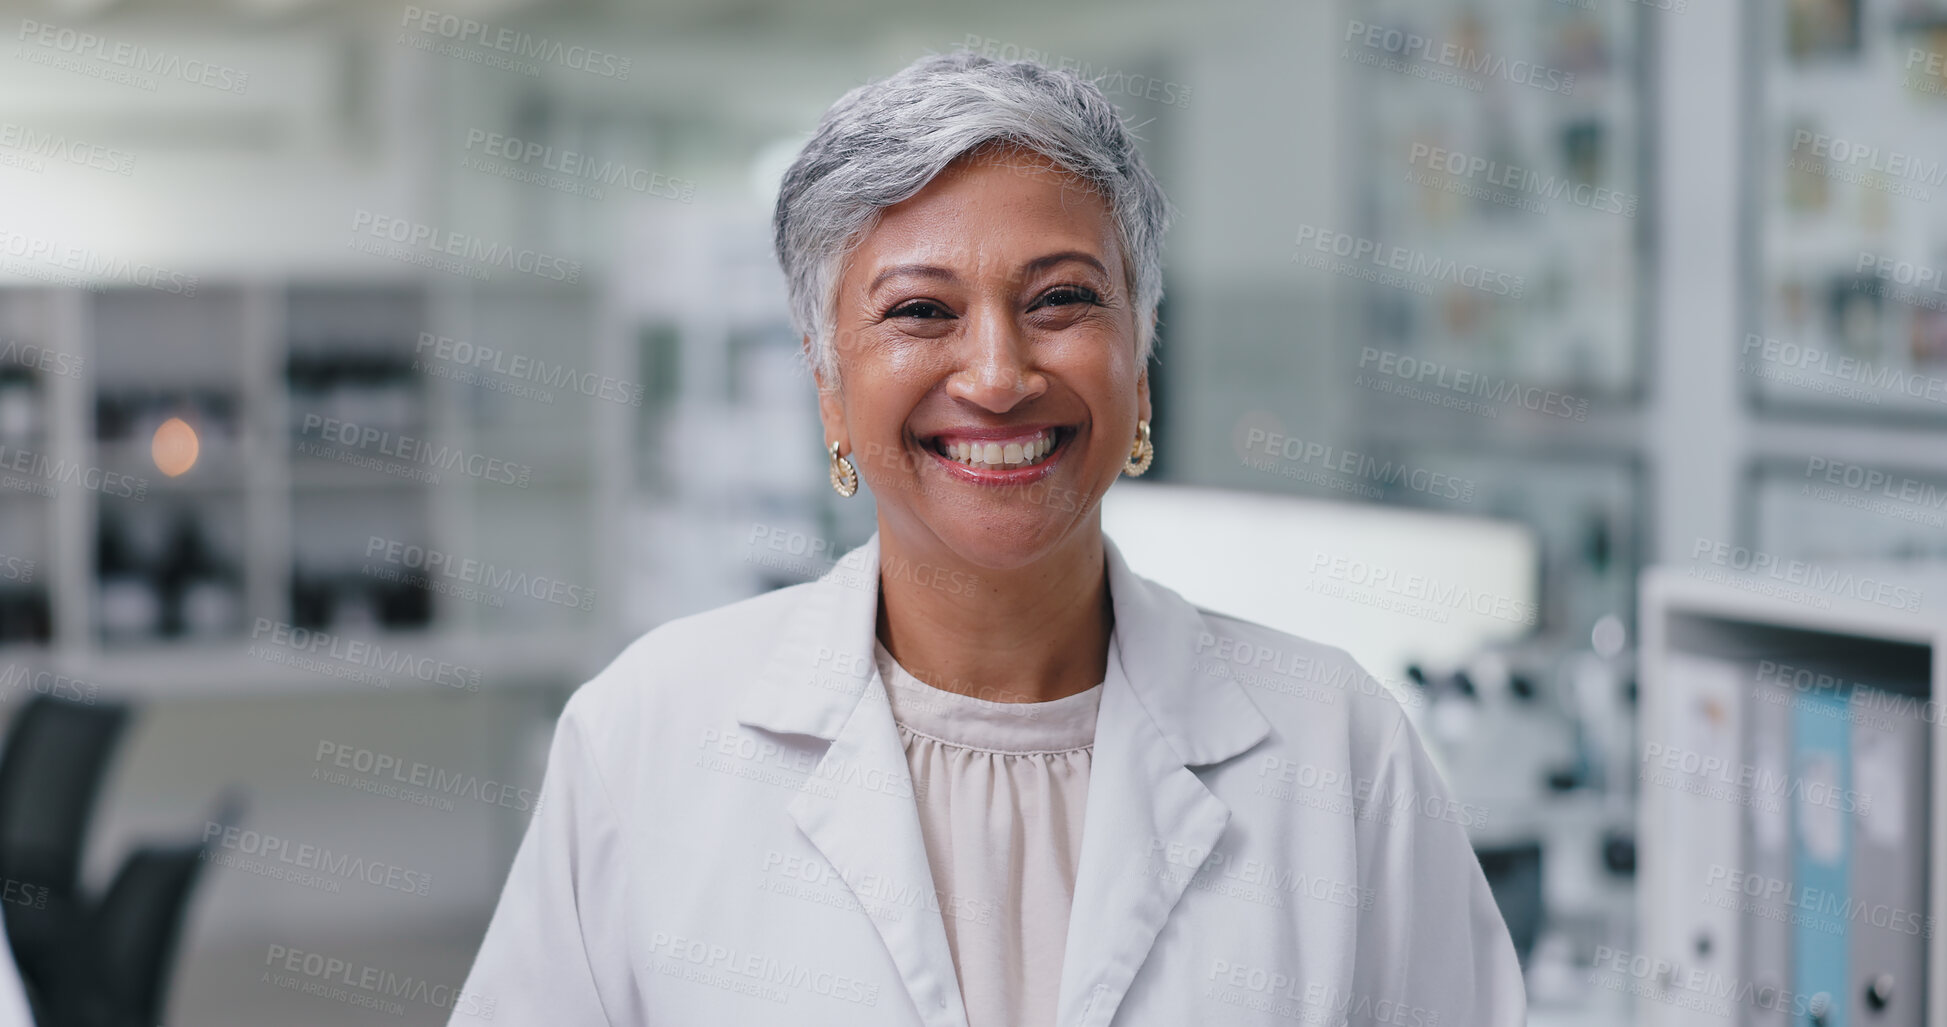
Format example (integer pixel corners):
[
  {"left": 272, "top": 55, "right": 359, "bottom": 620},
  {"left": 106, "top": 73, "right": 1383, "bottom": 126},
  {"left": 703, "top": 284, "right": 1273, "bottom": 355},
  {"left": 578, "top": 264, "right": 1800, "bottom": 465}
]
[
  {"left": 735, "top": 530, "right": 1272, "bottom": 766},
  {"left": 735, "top": 530, "right": 1272, "bottom": 1027}
]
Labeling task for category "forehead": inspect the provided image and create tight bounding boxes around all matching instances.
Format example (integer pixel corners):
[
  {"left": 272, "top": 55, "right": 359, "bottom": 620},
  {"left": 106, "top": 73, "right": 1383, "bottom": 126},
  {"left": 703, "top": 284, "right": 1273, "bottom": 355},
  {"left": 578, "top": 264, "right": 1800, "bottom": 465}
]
[{"left": 843, "top": 146, "right": 1124, "bottom": 281}]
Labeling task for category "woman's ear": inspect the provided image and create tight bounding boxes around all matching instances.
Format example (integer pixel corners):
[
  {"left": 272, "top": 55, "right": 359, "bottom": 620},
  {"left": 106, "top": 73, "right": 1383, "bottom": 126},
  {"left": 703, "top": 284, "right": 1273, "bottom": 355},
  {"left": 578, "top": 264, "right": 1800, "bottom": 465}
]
[
  {"left": 810, "top": 340, "right": 847, "bottom": 448},
  {"left": 1136, "top": 365, "right": 1152, "bottom": 426}
]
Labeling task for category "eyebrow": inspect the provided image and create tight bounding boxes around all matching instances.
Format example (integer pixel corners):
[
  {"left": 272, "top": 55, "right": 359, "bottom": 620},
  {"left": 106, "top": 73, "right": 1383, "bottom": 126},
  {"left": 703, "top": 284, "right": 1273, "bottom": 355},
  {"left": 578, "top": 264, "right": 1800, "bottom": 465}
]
[{"left": 866, "top": 250, "right": 1111, "bottom": 293}]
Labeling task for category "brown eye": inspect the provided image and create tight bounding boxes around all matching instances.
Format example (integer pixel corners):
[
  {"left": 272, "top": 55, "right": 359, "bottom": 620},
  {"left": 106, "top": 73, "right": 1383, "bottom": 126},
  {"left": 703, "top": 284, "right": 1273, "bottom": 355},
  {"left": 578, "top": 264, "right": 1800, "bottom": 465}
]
[
  {"left": 1032, "top": 286, "right": 1100, "bottom": 310},
  {"left": 889, "top": 300, "right": 953, "bottom": 320}
]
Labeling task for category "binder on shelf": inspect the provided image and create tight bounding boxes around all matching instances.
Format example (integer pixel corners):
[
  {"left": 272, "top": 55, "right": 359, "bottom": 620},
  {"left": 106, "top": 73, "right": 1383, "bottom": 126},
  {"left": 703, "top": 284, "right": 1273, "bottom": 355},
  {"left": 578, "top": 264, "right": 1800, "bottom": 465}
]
[
  {"left": 1793, "top": 691, "right": 1851, "bottom": 1027},
  {"left": 1846, "top": 685, "right": 1929, "bottom": 1026},
  {"left": 1656, "top": 654, "right": 1745, "bottom": 1024},
  {"left": 1745, "top": 665, "right": 1794, "bottom": 1027}
]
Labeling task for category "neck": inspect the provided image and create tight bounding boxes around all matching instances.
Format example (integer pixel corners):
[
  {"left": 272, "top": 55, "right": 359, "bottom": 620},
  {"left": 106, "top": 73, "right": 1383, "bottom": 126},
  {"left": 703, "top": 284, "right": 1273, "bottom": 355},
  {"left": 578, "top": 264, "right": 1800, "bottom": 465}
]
[{"left": 875, "top": 523, "right": 1113, "bottom": 704}]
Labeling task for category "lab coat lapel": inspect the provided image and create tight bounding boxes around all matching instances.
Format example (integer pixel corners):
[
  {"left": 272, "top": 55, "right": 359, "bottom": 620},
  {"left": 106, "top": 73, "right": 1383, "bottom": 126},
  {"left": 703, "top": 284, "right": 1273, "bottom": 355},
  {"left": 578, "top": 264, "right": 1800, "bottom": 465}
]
[
  {"left": 1054, "top": 536, "right": 1275, "bottom": 1026},
  {"left": 736, "top": 534, "right": 971, "bottom": 1027},
  {"left": 736, "top": 531, "right": 1273, "bottom": 1027}
]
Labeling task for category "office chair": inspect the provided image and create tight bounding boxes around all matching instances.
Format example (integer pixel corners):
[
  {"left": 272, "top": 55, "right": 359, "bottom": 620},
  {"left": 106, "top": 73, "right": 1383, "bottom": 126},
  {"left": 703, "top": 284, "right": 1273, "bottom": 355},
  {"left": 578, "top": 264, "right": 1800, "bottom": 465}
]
[
  {"left": 40, "top": 840, "right": 210, "bottom": 1027},
  {"left": 0, "top": 696, "right": 231, "bottom": 1027},
  {"left": 0, "top": 695, "right": 131, "bottom": 992}
]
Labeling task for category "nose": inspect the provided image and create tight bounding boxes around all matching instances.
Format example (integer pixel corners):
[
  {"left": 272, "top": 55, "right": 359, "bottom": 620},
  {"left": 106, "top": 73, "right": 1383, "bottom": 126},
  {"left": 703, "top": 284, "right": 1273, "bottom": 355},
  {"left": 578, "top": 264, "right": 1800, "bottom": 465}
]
[{"left": 945, "top": 303, "right": 1047, "bottom": 413}]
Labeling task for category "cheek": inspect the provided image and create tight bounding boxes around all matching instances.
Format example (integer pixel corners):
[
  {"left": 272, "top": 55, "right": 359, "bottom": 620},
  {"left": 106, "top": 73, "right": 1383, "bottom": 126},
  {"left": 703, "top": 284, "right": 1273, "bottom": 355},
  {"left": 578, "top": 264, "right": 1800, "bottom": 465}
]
[
  {"left": 836, "top": 354, "right": 935, "bottom": 446},
  {"left": 842, "top": 321, "right": 959, "bottom": 376},
  {"left": 1044, "top": 309, "right": 1138, "bottom": 367},
  {"left": 1046, "top": 340, "right": 1139, "bottom": 397}
]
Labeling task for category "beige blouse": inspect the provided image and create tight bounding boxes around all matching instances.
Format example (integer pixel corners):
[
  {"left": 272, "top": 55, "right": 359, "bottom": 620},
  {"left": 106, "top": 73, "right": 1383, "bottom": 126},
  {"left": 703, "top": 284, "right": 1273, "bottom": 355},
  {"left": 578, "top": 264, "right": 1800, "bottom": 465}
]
[{"left": 872, "top": 637, "right": 1115, "bottom": 1027}]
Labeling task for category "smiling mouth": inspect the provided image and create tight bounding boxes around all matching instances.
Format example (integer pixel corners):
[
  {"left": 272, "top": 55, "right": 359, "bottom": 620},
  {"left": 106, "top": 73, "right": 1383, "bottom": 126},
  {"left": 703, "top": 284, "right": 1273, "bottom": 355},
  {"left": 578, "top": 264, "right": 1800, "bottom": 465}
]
[{"left": 926, "top": 427, "right": 1069, "bottom": 471}]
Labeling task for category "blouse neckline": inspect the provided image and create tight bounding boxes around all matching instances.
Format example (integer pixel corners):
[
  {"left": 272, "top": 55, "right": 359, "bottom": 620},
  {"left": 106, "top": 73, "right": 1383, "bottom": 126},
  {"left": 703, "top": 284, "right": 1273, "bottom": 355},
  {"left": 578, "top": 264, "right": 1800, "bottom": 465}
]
[{"left": 873, "top": 636, "right": 1116, "bottom": 756}]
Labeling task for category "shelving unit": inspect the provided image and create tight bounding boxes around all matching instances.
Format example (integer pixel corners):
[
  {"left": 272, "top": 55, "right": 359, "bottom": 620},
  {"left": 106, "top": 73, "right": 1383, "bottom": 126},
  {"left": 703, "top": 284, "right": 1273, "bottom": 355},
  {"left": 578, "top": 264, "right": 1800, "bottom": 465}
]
[
  {"left": 0, "top": 278, "right": 626, "bottom": 701},
  {"left": 0, "top": 289, "right": 58, "bottom": 648},
  {"left": 1346, "top": 0, "right": 1648, "bottom": 400},
  {"left": 1748, "top": 0, "right": 1947, "bottom": 423},
  {"left": 1334, "top": 0, "right": 1653, "bottom": 653},
  {"left": 1639, "top": 562, "right": 1945, "bottom": 1026}
]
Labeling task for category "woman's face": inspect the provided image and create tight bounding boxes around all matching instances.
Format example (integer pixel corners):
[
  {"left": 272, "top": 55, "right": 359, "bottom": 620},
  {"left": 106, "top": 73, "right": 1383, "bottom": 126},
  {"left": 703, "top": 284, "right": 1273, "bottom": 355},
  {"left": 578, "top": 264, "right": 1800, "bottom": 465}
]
[{"left": 816, "top": 145, "right": 1149, "bottom": 572}]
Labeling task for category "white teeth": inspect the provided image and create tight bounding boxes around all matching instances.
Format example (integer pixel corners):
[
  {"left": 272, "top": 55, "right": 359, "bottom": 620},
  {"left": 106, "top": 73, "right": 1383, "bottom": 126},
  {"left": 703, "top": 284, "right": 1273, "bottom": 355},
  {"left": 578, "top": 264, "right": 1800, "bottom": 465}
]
[{"left": 935, "top": 429, "right": 1058, "bottom": 470}]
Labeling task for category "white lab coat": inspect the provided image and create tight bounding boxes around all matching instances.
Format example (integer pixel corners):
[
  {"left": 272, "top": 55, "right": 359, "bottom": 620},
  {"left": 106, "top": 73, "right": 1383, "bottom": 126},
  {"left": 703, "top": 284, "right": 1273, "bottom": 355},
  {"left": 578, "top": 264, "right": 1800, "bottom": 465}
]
[{"left": 453, "top": 532, "right": 1527, "bottom": 1026}]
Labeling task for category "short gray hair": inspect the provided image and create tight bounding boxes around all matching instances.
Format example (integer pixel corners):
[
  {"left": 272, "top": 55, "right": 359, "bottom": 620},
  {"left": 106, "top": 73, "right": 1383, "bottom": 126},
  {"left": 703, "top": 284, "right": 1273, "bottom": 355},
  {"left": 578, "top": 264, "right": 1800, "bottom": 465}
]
[{"left": 773, "top": 50, "right": 1174, "bottom": 381}]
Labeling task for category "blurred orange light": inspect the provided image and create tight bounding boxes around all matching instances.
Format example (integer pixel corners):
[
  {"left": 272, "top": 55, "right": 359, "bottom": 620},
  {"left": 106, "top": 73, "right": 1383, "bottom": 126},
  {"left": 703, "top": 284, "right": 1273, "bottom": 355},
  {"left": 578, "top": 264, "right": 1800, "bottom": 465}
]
[{"left": 152, "top": 417, "right": 199, "bottom": 477}]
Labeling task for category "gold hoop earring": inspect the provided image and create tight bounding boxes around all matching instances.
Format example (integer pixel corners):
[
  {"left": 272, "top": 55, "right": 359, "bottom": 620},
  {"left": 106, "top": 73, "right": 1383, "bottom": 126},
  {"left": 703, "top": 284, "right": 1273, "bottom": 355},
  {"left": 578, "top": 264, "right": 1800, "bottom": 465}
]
[
  {"left": 829, "top": 440, "right": 859, "bottom": 497},
  {"left": 1123, "top": 420, "right": 1154, "bottom": 477}
]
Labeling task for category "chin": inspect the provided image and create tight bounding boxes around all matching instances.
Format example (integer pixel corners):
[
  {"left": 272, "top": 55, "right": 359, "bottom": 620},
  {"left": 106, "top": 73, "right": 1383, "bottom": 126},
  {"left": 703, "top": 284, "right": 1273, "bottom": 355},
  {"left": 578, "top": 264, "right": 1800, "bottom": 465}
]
[{"left": 918, "top": 506, "right": 1093, "bottom": 573}]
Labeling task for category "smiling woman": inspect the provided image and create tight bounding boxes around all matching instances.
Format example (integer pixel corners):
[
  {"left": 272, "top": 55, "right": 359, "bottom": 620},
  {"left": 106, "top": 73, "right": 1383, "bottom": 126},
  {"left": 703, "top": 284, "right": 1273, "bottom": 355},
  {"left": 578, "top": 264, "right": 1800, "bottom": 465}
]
[
  {"left": 817, "top": 143, "right": 1148, "bottom": 622},
  {"left": 452, "top": 51, "right": 1527, "bottom": 1027}
]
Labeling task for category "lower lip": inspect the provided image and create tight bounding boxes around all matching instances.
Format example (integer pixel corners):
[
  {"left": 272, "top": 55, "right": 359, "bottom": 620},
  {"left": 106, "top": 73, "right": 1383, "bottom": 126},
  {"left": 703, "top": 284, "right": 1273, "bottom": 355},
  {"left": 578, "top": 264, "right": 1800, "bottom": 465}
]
[{"left": 923, "top": 430, "right": 1070, "bottom": 486}]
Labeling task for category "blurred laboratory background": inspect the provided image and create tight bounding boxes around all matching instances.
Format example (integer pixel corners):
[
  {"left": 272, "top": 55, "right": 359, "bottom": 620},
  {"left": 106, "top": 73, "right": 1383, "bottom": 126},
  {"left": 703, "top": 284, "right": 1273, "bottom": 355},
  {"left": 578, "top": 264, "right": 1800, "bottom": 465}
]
[{"left": 1, "top": 0, "right": 1945, "bottom": 1023}]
